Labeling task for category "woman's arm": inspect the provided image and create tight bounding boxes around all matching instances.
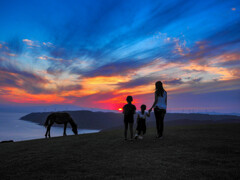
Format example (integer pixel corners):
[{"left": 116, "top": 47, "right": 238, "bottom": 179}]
[
  {"left": 165, "top": 92, "right": 167, "bottom": 106},
  {"left": 149, "top": 92, "right": 158, "bottom": 112}
]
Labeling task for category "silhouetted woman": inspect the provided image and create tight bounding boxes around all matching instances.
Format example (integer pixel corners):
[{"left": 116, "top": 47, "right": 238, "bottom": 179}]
[{"left": 149, "top": 81, "right": 167, "bottom": 138}]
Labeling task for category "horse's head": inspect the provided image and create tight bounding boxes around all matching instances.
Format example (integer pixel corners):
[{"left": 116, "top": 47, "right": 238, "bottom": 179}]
[
  {"left": 69, "top": 117, "right": 78, "bottom": 135},
  {"left": 72, "top": 125, "right": 78, "bottom": 135}
]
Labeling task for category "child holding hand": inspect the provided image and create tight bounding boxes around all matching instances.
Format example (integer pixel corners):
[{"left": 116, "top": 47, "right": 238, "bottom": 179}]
[{"left": 135, "top": 104, "right": 150, "bottom": 139}]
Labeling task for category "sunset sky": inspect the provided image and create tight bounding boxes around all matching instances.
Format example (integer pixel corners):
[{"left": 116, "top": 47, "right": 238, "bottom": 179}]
[{"left": 0, "top": 0, "right": 239, "bottom": 113}]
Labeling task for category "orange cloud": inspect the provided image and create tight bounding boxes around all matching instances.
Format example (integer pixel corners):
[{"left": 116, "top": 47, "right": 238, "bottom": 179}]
[
  {"left": 83, "top": 76, "right": 131, "bottom": 85},
  {"left": 98, "top": 96, "right": 127, "bottom": 104},
  {"left": 81, "top": 75, "right": 131, "bottom": 92},
  {"left": 43, "top": 42, "right": 54, "bottom": 47},
  {"left": 54, "top": 75, "right": 131, "bottom": 98},
  {"left": 172, "top": 38, "right": 190, "bottom": 56},
  {"left": 38, "top": 55, "right": 71, "bottom": 62},
  {"left": 209, "top": 53, "right": 240, "bottom": 64},
  {"left": 2, "top": 52, "right": 16, "bottom": 57},
  {"left": 182, "top": 64, "right": 235, "bottom": 80},
  {"left": 0, "top": 87, "right": 67, "bottom": 104},
  {"left": 183, "top": 53, "right": 240, "bottom": 81},
  {"left": 22, "top": 39, "right": 40, "bottom": 47}
]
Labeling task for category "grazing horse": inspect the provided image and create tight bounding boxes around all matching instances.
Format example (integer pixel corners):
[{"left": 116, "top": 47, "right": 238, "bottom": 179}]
[{"left": 44, "top": 112, "right": 78, "bottom": 138}]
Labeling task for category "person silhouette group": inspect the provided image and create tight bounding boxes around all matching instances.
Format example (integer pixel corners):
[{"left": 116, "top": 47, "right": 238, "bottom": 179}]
[{"left": 122, "top": 81, "right": 167, "bottom": 141}]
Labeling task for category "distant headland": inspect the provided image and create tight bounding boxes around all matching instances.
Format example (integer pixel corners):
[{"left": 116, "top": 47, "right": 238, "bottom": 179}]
[{"left": 20, "top": 111, "right": 240, "bottom": 130}]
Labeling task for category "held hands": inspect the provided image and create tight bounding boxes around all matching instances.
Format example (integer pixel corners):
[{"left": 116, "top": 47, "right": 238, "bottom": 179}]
[{"left": 148, "top": 108, "right": 152, "bottom": 113}]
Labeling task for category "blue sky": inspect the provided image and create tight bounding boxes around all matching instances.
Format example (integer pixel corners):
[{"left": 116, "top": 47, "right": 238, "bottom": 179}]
[{"left": 0, "top": 0, "right": 240, "bottom": 113}]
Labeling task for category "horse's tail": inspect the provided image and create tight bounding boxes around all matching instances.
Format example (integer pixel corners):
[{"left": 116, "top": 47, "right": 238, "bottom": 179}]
[{"left": 44, "top": 114, "right": 52, "bottom": 128}]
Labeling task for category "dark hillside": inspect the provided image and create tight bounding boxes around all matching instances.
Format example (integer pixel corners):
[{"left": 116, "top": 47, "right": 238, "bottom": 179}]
[{"left": 0, "top": 123, "right": 240, "bottom": 179}]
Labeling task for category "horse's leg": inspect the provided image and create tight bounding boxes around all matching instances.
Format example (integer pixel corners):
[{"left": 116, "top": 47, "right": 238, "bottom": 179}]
[
  {"left": 46, "top": 125, "right": 51, "bottom": 138},
  {"left": 48, "top": 123, "right": 53, "bottom": 138},
  {"left": 45, "top": 127, "right": 48, "bottom": 138},
  {"left": 63, "top": 123, "right": 67, "bottom": 136}
]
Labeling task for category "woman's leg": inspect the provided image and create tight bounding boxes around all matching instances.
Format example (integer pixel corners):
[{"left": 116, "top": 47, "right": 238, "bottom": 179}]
[
  {"left": 138, "top": 129, "right": 141, "bottom": 136},
  {"left": 154, "top": 109, "right": 161, "bottom": 136},
  {"left": 159, "top": 110, "right": 166, "bottom": 137}
]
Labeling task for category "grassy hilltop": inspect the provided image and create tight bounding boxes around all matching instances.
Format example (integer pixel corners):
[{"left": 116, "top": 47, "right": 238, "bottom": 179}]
[{"left": 0, "top": 123, "right": 240, "bottom": 179}]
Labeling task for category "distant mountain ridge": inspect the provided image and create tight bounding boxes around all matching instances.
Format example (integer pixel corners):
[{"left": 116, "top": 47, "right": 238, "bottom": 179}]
[
  {"left": 20, "top": 111, "right": 240, "bottom": 130},
  {"left": 0, "top": 104, "right": 116, "bottom": 113}
]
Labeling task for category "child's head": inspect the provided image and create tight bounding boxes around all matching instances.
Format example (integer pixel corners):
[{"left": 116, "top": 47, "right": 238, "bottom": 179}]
[
  {"left": 141, "top": 104, "right": 146, "bottom": 111},
  {"left": 126, "top": 96, "right": 133, "bottom": 103}
]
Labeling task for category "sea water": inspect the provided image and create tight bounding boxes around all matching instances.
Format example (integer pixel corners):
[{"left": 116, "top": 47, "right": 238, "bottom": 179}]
[{"left": 0, "top": 112, "right": 100, "bottom": 142}]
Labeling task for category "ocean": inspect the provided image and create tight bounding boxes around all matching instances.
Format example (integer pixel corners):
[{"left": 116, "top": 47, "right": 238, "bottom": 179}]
[{"left": 0, "top": 112, "right": 100, "bottom": 142}]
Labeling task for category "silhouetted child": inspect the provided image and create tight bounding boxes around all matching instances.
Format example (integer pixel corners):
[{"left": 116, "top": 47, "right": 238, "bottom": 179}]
[
  {"left": 123, "top": 96, "right": 136, "bottom": 141},
  {"left": 135, "top": 104, "right": 150, "bottom": 140}
]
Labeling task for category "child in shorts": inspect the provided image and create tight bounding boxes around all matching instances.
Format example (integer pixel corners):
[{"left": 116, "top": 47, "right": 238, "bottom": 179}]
[
  {"left": 135, "top": 104, "right": 150, "bottom": 139},
  {"left": 123, "top": 96, "right": 136, "bottom": 141}
]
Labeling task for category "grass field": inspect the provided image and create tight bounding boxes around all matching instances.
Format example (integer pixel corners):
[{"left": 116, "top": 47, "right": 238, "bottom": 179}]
[{"left": 0, "top": 123, "right": 240, "bottom": 179}]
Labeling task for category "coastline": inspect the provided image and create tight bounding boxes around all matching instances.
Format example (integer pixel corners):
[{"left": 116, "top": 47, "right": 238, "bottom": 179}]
[{"left": 0, "top": 112, "right": 100, "bottom": 142}]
